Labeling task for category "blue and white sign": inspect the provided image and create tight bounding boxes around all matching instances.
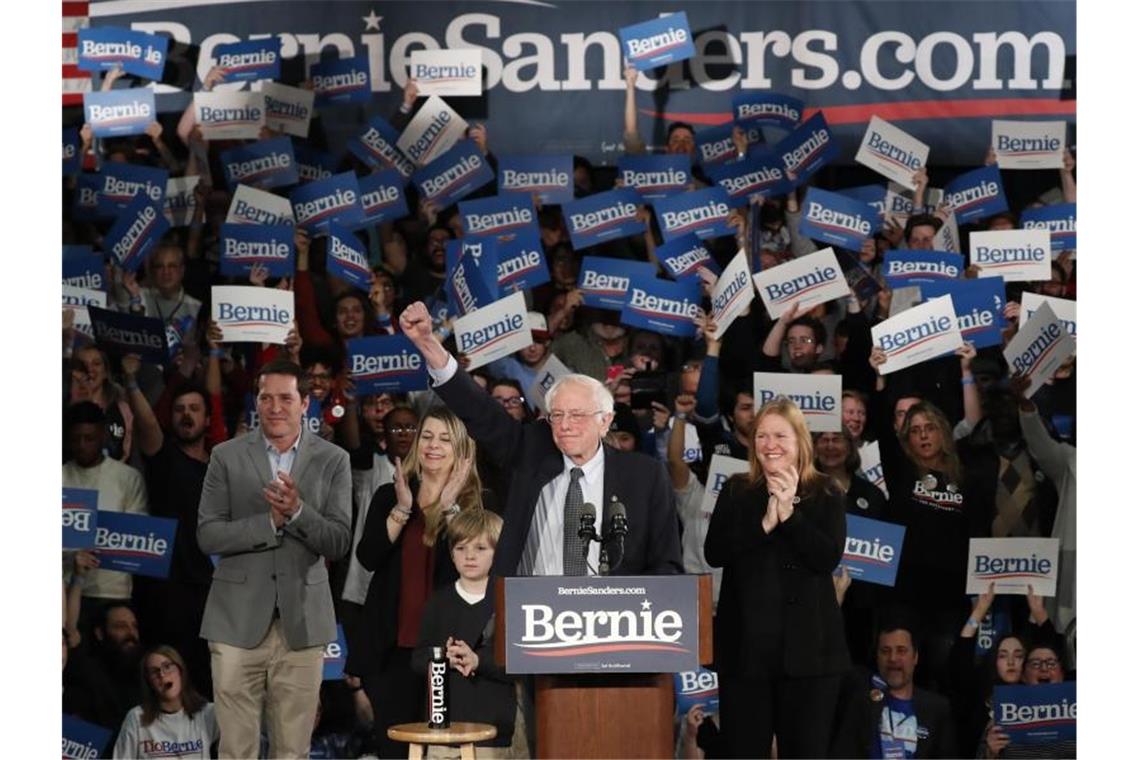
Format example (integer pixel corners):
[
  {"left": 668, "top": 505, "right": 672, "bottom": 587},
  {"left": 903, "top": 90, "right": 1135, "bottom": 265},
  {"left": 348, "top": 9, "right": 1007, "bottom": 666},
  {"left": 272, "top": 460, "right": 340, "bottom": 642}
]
[
  {"left": 212, "top": 285, "right": 295, "bottom": 345},
  {"left": 944, "top": 165, "right": 1008, "bottom": 223},
  {"left": 705, "top": 152, "right": 791, "bottom": 207},
  {"left": 694, "top": 124, "right": 738, "bottom": 167},
  {"left": 347, "top": 335, "right": 430, "bottom": 395},
  {"left": 214, "top": 37, "right": 281, "bottom": 82},
  {"left": 654, "top": 186, "right": 735, "bottom": 243},
  {"left": 327, "top": 222, "right": 373, "bottom": 291},
  {"left": 732, "top": 92, "right": 804, "bottom": 131},
  {"left": 700, "top": 455, "right": 751, "bottom": 515},
  {"left": 854, "top": 116, "right": 930, "bottom": 190},
  {"left": 921, "top": 278, "right": 1006, "bottom": 350},
  {"left": 656, "top": 234, "right": 717, "bottom": 280},
  {"left": 322, "top": 624, "right": 348, "bottom": 680},
  {"left": 838, "top": 515, "right": 906, "bottom": 587},
  {"left": 498, "top": 154, "right": 574, "bottom": 205},
  {"left": 1019, "top": 293, "right": 1075, "bottom": 342},
  {"left": 577, "top": 256, "right": 657, "bottom": 311},
  {"left": 753, "top": 247, "right": 850, "bottom": 319},
  {"left": 72, "top": 174, "right": 108, "bottom": 222},
  {"left": 449, "top": 244, "right": 499, "bottom": 315},
  {"left": 871, "top": 295, "right": 964, "bottom": 374},
  {"left": 259, "top": 81, "right": 315, "bottom": 138},
  {"left": 494, "top": 234, "right": 550, "bottom": 293},
  {"left": 411, "top": 139, "right": 494, "bottom": 210},
  {"left": 882, "top": 250, "right": 964, "bottom": 289},
  {"left": 408, "top": 49, "right": 483, "bottom": 97},
  {"left": 290, "top": 172, "right": 364, "bottom": 233},
  {"left": 858, "top": 441, "right": 888, "bottom": 498},
  {"left": 617, "top": 154, "right": 691, "bottom": 200},
  {"left": 88, "top": 306, "right": 168, "bottom": 363},
  {"left": 774, "top": 112, "right": 838, "bottom": 186},
  {"left": 619, "top": 12, "right": 695, "bottom": 71},
  {"left": 63, "top": 488, "right": 98, "bottom": 551},
  {"left": 311, "top": 55, "right": 372, "bottom": 105},
  {"left": 993, "top": 683, "right": 1075, "bottom": 745},
  {"left": 398, "top": 95, "right": 468, "bottom": 166},
  {"left": 1003, "top": 303, "right": 1075, "bottom": 398},
  {"left": 164, "top": 175, "right": 201, "bottom": 228},
  {"left": 453, "top": 291, "right": 532, "bottom": 371},
  {"left": 63, "top": 128, "right": 82, "bottom": 176},
  {"left": 446, "top": 237, "right": 501, "bottom": 297},
  {"left": 227, "top": 184, "right": 295, "bottom": 226},
  {"left": 992, "top": 120, "right": 1066, "bottom": 170},
  {"left": 460, "top": 195, "right": 538, "bottom": 242},
  {"left": 83, "top": 88, "right": 155, "bottom": 138},
  {"left": 104, "top": 195, "right": 170, "bottom": 272},
  {"left": 219, "top": 223, "right": 295, "bottom": 278},
  {"left": 709, "top": 250, "right": 753, "bottom": 340},
  {"left": 620, "top": 275, "right": 701, "bottom": 338},
  {"left": 63, "top": 245, "right": 106, "bottom": 291},
  {"left": 970, "top": 229, "right": 1052, "bottom": 282},
  {"left": 221, "top": 137, "right": 298, "bottom": 190},
  {"left": 752, "top": 371, "right": 842, "bottom": 433},
  {"left": 93, "top": 512, "right": 177, "bottom": 579},
  {"left": 357, "top": 169, "right": 409, "bottom": 228},
  {"left": 63, "top": 715, "right": 113, "bottom": 760},
  {"left": 77, "top": 26, "right": 167, "bottom": 80},
  {"left": 349, "top": 117, "right": 416, "bottom": 177},
  {"left": 799, "top": 187, "right": 881, "bottom": 250},
  {"left": 193, "top": 91, "right": 266, "bottom": 140},
  {"left": 63, "top": 285, "right": 107, "bottom": 341},
  {"left": 675, "top": 668, "right": 720, "bottom": 720},
  {"left": 292, "top": 142, "right": 338, "bottom": 184},
  {"left": 562, "top": 188, "right": 645, "bottom": 250},
  {"left": 838, "top": 184, "right": 888, "bottom": 221},
  {"left": 99, "top": 162, "right": 168, "bottom": 213},
  {"left": 967, "top": 537, "right": 1060, "bottom": 596},
  {"left": 1021, "top": 203, "right": 1075, "bottom": 254}
]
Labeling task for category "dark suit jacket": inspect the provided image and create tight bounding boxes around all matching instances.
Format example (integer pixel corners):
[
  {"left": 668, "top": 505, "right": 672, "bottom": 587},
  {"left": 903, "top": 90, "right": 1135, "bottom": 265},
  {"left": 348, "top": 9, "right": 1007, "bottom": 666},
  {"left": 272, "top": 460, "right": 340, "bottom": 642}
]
[
  {"left": 704, "top": 476, "right": 849, "bottom": 679},
  {"left": 831, "top": 666, "right": 956, "bottom": 759},
  {"left": 434, "top": 367, "right": 683, "bottom": 577}
]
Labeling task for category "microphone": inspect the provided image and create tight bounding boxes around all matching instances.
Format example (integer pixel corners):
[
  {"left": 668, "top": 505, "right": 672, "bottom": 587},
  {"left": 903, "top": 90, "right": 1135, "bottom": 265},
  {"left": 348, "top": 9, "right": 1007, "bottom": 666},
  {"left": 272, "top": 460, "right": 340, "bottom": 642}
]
[
  {"left": 579, "top": 502, "right": 597, "bottom": 569},
  {"left": 603, "top": 497, "right": 628, "bottom": 574}
]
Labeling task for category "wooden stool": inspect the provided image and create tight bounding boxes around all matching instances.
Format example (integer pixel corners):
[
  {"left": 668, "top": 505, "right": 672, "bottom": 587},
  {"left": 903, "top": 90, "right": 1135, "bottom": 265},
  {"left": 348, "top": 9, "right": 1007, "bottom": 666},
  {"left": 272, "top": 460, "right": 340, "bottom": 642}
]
[{"left": 387, "top": 722, "right": 497, "bottom": 760}]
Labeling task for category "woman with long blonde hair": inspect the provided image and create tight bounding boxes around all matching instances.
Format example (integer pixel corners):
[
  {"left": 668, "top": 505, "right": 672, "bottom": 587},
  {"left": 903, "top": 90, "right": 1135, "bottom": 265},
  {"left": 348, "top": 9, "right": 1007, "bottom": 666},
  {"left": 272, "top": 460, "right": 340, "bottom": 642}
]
[
  {"left": 704, "top": 397, "right": 848, "bottom": 758},
  {"left": 350, "top": 406, "right": 492, "bottom": 757}
]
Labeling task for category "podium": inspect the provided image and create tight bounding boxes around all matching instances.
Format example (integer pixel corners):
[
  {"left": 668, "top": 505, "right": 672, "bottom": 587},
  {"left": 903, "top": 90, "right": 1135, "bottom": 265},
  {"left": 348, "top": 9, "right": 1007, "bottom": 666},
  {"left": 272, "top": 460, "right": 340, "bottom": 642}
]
[{"left": 495, "top": 574, "right": 713, "bottom": 759}]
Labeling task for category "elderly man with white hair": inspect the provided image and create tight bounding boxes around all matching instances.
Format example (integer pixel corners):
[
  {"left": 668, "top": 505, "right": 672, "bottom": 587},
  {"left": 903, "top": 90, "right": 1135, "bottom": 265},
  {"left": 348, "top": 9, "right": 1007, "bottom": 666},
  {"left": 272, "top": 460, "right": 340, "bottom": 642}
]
[{"left": 400, "top": 301, "right": 682, "bottom": 577}]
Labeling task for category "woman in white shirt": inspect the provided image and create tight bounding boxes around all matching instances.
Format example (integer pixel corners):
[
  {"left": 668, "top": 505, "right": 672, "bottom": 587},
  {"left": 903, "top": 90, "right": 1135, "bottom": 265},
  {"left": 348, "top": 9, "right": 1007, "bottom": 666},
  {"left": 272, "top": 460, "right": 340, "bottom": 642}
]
[{"left": 113, "top": 645, "right": 218, "bottom": 759}]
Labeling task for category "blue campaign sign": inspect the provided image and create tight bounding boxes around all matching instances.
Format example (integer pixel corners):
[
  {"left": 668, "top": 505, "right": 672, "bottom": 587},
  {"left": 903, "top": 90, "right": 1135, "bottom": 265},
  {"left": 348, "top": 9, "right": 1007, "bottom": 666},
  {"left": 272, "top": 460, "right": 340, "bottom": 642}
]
[
  {"left": 620, "top": 274, "right": 701, "bottom": 338},
  {"left": 290, "top": 171, "right": 364, "bottom": 233},
  {"left": 838, "top": 515, "right": 906, "bottom": 587},
  {"left": 1021, "top": 203, "right": 1076, "bottom": 253},
  {"left": 219, "top": 223, "right": 296, "bottom": 278},
  {"left": 347, "top": 335, "right": 430, "bottom": 394},
  {"left": 215, "top": 37, "right": 282, "bottom": 82},
  {"left": 494, "top": 231, "right": 550, "bottom": 292},
  {"left": 63, "top": 245, "right": 107, "bottom": 291},
  {"left": 446, "top": 237, "right": 501, "bottom": 295},
  {"left": 348, "top": 117, "right": 415, "bottom": 176},
  {"left": 88, "top": 306, "right": 169, "bottom": 364},
  {"left": 562, "top": 188, "right": 645, "bottom": 250},
  {"left": 77, "top": 26, "right": 167, "bottom": 80},
  {"left": 448, "top": 245, "right": 499, "bottom": 315},
  {"left": 975, "top": 603, "right": 1012, "bottom": 658},
  {"left": 498, "top": 154, "right": 574, "bottom": 205},
  {"left": 799, "top": 187, "right": 881, "bottom": 250},
  {"left": 63, "top": 128, "right": 82, "bottom": 176},
  {"left": 577, "top": 256, "right": 657, "bottom": 311},
  {"left": 774, "top": 112, "right": 838, "bottom": 187},
  {"left": 326, "top": 222, "right": 372, "bottom": 291},
  {"left": 656, "top": 234, "right": 719, "bottom": 280},
  {"left": 882, "top": 250, "right": 965, "bottom": 289},
  {"left": 293, "top": 141, "right": 338, "bottom": 184},
  {"left": 322, "top": 624, "right": 348, "bottom": 680},
  {"left": 63, "top": 488, "right": 98, "bottom": 551},
  {"left": 411, "top": 139, "right": 494, "bottom": 209},
  {"left": 944, "top": 165, "right": 1009, "bottom": 223},
  {"left": 357, "top": 169, "right": 409, "bottom": 228},
  {"left": 221, "top": 137, "right": 299, "bottom": 190},
  {"left": 104, "top": 195, "right": 171, "bottom": 273},
  {"left": 654, "top": 186, "right": 735, "bottom": 243},
  {"left": 460, "top": 195, "right": 539, "bottom": 241},
  {"left": 732, "top": 92, "right": 804, "bottom": 131},
  {"left": 165, "top": 314, "right": 197, "bottom": 360},
  {"left": 920, "top": 278, "right": 1007, "bottom": 350},
  {"left": 72, "top": 174, "right": 109, "bottom": 222},
  {"left": 98, "top": 162, "right": 168, "bottom": 215},
  {"left": 63, "top": 715, "right": 113, "bottom": 760},
  {"left": 83, "top": 88, "right": 155, "bottom": 138},
  {"left": 675, "top": 668, "right": 720, "bottom": 720},
  {"left": 619, "top": 12, "right": 696, "bottom": 71},
  {"left": 311, "top": 55, "right": 372, "bottom": 105},
  {"left": 694, "top": 123, "right": 737, "bottom": 167},
  {"left": 93, "top": 511, "right": 178, "bottom": 579},
  {"left": 617, "top": 154, "right": 691, "bottom": 200},
  {"left": 838, "top": 184, "right": 888, "bottom": 221},
  {"left": 705, "top": 151, "right": 791, "bottom": 208},
  {"left": 994, "top": 682, "right": 1076, "bottom": 745}
]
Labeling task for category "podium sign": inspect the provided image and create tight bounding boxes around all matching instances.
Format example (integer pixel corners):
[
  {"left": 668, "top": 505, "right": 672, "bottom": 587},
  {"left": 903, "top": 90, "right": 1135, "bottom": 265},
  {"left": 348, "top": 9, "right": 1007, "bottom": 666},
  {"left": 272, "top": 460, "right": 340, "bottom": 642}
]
[{"left": 504, "top": 575, "right": 699, "bottom": 674}]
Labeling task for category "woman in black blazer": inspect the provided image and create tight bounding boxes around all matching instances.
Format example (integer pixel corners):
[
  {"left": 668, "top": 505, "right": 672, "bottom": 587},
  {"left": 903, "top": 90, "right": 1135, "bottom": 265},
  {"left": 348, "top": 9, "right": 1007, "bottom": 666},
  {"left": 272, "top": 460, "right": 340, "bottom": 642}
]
[
  {"left": 705, "top": 397, "right": 849, "bottom": 758},
  {"left": 347, "top": 407, "right": 492, "bottom": 758}
]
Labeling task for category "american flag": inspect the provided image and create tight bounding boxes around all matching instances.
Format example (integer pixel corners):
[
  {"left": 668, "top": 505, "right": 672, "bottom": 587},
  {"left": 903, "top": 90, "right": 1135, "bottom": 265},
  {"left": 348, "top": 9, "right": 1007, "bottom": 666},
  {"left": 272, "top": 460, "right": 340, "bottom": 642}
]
[{"left": 63, "top": 1, "right": 91, "bottom": 106}]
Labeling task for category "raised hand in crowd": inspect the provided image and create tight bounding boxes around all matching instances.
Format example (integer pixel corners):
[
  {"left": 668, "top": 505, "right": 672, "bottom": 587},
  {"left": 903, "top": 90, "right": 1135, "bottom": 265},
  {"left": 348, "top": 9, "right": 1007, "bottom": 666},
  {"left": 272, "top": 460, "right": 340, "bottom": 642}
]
[
  {"left": 984, "top": 145, "right": 998, "bottom": 166},
  {"left": 249, "top": 262, "right": 270, "bottom": 287},
  {"left": 402, "top": 78, "right": 420, "bottom": 109},
  {"left": 650, "top": 401, "right": 671, "bottom": 434},
  {"left": 468, "top": 123, "right": 489, "bottom": 155},
  {"left": 961, "top": 582, "right": 996, "bottom": 637}
]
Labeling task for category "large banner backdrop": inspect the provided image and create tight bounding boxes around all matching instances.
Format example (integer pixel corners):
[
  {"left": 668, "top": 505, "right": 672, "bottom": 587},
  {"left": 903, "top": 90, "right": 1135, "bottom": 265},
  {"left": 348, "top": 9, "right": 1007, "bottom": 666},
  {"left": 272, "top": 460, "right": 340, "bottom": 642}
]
[{"left": 87, "top": 0, "right": 1075, "bottom": 165}]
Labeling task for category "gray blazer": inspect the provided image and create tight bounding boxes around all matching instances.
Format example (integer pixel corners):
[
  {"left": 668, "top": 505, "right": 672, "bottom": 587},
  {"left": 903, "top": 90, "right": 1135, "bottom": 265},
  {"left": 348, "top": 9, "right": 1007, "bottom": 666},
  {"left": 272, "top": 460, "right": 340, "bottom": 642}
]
[{"left": 198, "top": 430, "right": 352, "bottom": 650}]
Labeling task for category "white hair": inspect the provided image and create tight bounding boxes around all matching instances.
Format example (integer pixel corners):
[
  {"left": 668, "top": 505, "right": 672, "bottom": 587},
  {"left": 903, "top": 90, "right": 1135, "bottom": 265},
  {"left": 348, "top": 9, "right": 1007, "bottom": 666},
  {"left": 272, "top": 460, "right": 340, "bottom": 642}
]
[{"left": 545, "top": 373, "right": 614, "bottom": 416}]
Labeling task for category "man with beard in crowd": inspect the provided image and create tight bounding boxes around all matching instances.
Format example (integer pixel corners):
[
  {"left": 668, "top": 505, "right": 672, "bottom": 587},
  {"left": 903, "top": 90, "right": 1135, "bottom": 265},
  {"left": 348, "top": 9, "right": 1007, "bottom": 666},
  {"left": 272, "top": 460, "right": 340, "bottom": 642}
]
[{"left": 64, "top": 602, "right": 145, "bottom": 746}]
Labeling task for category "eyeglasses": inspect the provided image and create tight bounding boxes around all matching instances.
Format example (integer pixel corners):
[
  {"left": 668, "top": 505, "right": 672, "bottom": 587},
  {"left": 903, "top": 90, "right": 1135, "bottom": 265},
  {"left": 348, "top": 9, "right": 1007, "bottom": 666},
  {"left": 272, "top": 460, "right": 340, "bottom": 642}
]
[
  {"left": 1026, "top": 658, "right": 1060, "bottom": 671},
  {"left": 388, "top": 425, "right": 419, "bottom": 435},
  {"left": 785, "top": 336, "right": 816, "bottom": 346},
  {"left": 548, "top": 410, "right": 603, "bottom": 425},
  {"left": 495, "top": 396, "right": 524, "bottom": 407},
  {"left": 145, "top": 661, "right": 178, "bottom": 679}
]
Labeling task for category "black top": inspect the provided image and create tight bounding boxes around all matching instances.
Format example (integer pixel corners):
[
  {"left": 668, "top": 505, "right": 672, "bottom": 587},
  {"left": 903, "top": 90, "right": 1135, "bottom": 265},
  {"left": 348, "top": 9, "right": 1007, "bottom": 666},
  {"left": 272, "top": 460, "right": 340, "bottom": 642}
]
[
  {"left": 704, "top": 476, "right": 850, "bottom": 679},
  {"left": 144, "top": 440, "right": 212, "bottom": 585}
]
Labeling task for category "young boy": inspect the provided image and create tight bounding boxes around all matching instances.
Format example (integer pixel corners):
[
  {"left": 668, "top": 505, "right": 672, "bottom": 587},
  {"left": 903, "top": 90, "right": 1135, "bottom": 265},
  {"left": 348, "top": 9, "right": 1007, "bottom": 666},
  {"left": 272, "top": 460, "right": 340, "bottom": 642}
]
[{"left": 412, "top": 509, "right": 517, "bottom": 758}]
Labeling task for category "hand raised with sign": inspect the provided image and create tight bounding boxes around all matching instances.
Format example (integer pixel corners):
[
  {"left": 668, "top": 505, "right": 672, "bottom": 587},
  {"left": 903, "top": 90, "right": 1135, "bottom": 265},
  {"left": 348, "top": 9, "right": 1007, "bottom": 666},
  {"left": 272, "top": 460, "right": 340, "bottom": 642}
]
[
  {"left": 402, "top": 78, "right": 420, "bottom": 108},
  {"left": 1003, "top": 301, "right": 1021, "bottom": 323},
  {"left": 955, "top": 341, "right": 977, "bottom": 371},
  {"left": 249, "top": 262, "right": 270, "bottom": 287},
  {"left": 468, "top": 123, "right": 489, "bottom": 156},
  {"left": 1026, "top": 584, "right": 1049, "bottom": 625},
  {"left": 202, "top": 65, "right": 225, "bottom": 92},
  {"left": 731, "top": 125, "right": 748, "bottom": 157},
  {"left": 984, "top": 722, "right": 1010, "bottom": 758},
  {"left": 984, "top": 145, "right": 998, "bottom": 167},
  {"left": 284, "top": 321, "right": 302, "bottom": 362},
  {"left": 100, "top": 65, "right": 126, "bottom": 92},
  {"left": 624, "top": 63, "right": 638, "bottom": 91},
  {"left": 868, "top": 346, "right": 888, "bottom": 376},
  {"left": 74, "top": 550, "right": 100, "bottom": 575},
  {"left": 121, "top": 354, "right": 142, "bottom": 380}
]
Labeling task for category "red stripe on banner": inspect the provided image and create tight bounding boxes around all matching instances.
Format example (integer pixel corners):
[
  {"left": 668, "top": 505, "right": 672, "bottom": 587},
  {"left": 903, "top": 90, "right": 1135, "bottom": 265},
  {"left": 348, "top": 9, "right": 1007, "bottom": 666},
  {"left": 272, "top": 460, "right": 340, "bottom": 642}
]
[
  {"left": 641, "top": 98, "right": 1077, "bottom": 127},
  {"left": 63, "top": 93, "right": 85, "bottom": 107},
  {"left": 63, "top": 32, "right": 78, "bottom": 49},
  {"left": 63, "top": 65, "right": 90, "bottom": 80},
  {"left": 62, "top": 2, "right": 89, "bottom": 18}
]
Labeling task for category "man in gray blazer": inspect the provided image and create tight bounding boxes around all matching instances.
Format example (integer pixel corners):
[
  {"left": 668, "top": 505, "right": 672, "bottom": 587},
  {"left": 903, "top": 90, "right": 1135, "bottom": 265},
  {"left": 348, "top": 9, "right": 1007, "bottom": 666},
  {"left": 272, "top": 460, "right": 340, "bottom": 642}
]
[{"left": 198, "top": 358, "right": 351, "bottom": 759}]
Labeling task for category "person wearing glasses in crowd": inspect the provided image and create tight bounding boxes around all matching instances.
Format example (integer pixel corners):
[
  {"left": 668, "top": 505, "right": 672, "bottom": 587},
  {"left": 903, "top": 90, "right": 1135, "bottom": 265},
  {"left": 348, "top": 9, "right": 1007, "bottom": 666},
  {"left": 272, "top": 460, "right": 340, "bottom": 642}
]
[
  {"left": 113, "top": 645, "right": 218, "bottom": 759},
  {"left": 980, "top": 641, "right": 1073, "bottom": 759},
  {"left": 489, "top": 378, "right": 531, "bottom": 422}
]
